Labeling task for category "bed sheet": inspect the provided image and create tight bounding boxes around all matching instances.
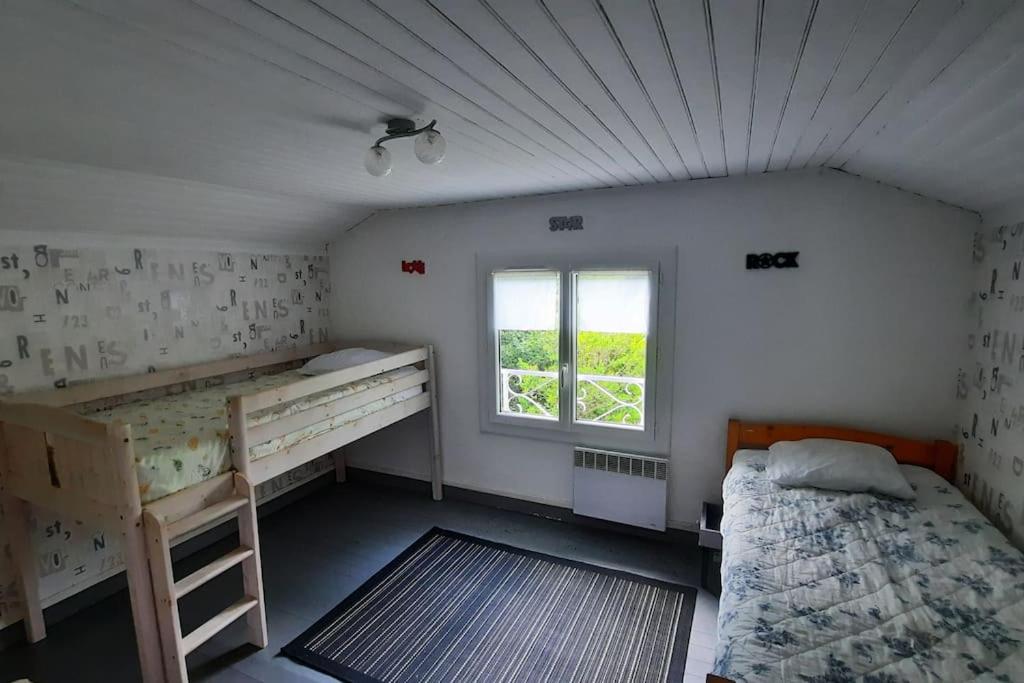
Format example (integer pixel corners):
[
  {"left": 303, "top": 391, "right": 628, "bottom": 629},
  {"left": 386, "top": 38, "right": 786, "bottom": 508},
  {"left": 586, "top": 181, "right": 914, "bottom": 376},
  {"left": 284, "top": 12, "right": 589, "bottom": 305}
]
[
  {"left": 79, "top": 366, "right": 420, "bottom": 503},
  {"left": 715, "top": 449, "right": 1024, "bottom": 682}
]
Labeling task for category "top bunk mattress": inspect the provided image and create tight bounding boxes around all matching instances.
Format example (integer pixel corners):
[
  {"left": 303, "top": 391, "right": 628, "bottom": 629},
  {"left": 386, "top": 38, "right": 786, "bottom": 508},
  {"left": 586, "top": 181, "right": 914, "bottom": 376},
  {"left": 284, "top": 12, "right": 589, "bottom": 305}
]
[
  {"left": 77, "top": 365, "right": 421, "bottom": 503},
  {"left": 714, "top": 449, "right": 1024, "bottom": 682}
]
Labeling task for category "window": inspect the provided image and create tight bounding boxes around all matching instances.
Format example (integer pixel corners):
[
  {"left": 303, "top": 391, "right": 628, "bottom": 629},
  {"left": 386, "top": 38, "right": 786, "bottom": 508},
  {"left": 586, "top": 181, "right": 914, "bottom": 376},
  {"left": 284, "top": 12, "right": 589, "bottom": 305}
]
[
  {"left": 479, "top": 251, "right": 674, "bottom": 449},
  {"left": 494, "top": 270, "right": 561, "bottom": 421},
  {"left": 573, "top": 270, "right": 650, "bottom": 428}
]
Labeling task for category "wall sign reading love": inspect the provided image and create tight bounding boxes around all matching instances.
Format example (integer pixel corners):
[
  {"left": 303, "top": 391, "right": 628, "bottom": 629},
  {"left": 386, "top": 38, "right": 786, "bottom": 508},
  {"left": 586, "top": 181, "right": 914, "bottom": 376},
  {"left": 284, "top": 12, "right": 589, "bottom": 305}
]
[{"left": 401, "top": 260, "right": 425, "bottom": 275}]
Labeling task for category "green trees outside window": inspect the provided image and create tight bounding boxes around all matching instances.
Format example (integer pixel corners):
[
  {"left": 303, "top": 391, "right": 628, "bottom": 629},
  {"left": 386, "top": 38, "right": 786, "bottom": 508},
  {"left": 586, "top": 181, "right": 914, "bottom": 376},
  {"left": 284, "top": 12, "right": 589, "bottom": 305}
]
[{"left": 498, "top": 330, "right": 646, "bottom": 425}]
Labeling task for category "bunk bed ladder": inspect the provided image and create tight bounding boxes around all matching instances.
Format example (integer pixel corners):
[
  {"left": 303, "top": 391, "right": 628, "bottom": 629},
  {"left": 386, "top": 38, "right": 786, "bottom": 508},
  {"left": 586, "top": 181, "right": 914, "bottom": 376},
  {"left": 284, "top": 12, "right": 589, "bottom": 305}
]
[{"left": 143, "top": 472, "right": 268, "bottom": 683}]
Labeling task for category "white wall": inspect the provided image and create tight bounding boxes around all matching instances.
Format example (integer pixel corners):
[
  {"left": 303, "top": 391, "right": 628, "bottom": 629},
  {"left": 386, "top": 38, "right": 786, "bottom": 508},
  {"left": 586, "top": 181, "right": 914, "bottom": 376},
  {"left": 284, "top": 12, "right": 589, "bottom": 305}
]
[{"left": 329, "top": 169, "right": 977, "bottom": 530}]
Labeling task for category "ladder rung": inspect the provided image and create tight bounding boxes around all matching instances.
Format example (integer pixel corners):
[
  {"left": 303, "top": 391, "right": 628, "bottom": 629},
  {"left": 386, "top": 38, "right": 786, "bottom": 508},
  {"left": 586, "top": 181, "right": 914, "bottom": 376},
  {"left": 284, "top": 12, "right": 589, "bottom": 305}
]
[
  {"left": 181, "top": 596, "right": 259, "bottom": 655},
  {"left": 174, "top": 547, "right": 255, "bottom": 600},
  {"left": 167, "top": 495, "right": 248, "bottom": 540}
]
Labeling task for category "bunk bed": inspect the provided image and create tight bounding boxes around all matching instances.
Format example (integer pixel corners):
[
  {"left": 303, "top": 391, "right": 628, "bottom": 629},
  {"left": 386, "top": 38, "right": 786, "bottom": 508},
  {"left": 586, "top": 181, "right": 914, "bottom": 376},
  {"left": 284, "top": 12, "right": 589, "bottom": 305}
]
[
  {"left": 0, "top": 342, "right": 441, "bottom": 683},
  {"left": 712, "top": 419, "right": 1024, "bottom": 682}
]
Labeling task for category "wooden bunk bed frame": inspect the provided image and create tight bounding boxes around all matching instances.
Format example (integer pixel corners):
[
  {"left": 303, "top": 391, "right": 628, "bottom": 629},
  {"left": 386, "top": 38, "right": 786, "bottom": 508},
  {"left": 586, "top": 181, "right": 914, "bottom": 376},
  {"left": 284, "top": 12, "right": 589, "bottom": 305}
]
[
  {"left": 0, "top": 341, "right": 442, "bottom": 682},
  {"left": 725, "top": 418, "right": 957, "bottom": 482}
]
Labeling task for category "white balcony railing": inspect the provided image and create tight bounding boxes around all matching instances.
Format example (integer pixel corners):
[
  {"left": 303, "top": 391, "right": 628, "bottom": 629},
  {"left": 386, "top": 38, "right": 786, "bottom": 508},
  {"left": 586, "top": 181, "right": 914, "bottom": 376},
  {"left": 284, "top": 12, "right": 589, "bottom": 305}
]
[{"left": 499, "top": 368, "right": 645, "bottom": 426}]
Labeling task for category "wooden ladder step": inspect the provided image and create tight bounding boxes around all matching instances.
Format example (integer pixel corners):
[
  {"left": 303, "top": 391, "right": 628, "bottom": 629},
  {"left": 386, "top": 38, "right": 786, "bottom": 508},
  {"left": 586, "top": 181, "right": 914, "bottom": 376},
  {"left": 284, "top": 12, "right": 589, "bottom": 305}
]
[
  {"left": 167, "top": 495, "right": 248, "bottom": 540},
  {"left": 174, "top": 547, "right": 254, "bottom": 600},
  {"left": 181, "top": 596, "right": 259, "bottom": 656}
]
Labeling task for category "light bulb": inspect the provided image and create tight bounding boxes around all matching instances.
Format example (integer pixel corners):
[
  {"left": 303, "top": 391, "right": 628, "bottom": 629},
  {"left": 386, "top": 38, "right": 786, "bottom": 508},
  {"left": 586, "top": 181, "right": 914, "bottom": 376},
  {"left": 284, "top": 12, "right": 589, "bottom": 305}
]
[
  {"left": 364, "top": 145, "right": 392, "bottom": 177},
  {"left": 414, "top": 129, "right": 446, "bottom": 165}
]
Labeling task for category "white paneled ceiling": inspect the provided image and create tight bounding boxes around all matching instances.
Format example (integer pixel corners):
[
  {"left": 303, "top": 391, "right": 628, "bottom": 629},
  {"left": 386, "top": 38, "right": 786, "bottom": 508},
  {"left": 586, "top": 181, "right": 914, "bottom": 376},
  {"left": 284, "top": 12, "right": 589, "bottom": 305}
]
[{"left": 3, "top": 0, "right": 1024, "bottom": 240}]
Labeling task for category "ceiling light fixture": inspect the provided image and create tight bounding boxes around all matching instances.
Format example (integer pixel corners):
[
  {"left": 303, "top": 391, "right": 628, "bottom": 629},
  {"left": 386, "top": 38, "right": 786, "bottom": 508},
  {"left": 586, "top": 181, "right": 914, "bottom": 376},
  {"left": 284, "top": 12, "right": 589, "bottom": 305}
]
[{"left": 364, "top": 118, "right": 446, "bottom": 177}]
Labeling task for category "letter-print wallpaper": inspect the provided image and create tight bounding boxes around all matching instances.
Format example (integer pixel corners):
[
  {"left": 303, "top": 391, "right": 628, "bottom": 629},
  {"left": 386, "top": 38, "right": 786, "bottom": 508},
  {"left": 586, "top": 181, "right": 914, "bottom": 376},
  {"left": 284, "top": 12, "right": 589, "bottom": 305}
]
[
  {"left": 957, "top": 222, "right": 1024, "bottom": 549},
  {"left": 0, "top": 243, "right": 331, "bottom": 629}
]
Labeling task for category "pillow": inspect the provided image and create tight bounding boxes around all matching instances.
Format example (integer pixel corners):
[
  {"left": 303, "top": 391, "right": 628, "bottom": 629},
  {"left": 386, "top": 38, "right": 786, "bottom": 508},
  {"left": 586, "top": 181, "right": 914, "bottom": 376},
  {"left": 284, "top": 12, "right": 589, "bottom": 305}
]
[
  {"left": 766, "top": 439, "right": 916, "bottom": 500},
  {"left": 300, "top": 347, "right": 392, "bottom": 375}
]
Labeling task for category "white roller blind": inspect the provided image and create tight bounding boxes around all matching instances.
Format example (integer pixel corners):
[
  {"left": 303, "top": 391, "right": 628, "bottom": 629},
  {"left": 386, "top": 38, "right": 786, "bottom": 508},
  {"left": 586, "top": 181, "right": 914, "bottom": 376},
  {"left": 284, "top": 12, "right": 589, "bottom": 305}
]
[
  {"left": 493, "top": 270, "right": 559, "bottom": 330},
  {"left": 576, "top": 270, "right": 650, "bottom": 334}
]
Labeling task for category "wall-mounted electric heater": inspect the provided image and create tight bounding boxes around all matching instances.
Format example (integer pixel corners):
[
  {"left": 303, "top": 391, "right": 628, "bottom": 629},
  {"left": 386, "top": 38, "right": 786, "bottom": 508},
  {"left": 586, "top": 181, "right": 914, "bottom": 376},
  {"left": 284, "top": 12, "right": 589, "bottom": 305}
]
[{"left": 572, "top": 447, "right": 668, "bottom": 531}]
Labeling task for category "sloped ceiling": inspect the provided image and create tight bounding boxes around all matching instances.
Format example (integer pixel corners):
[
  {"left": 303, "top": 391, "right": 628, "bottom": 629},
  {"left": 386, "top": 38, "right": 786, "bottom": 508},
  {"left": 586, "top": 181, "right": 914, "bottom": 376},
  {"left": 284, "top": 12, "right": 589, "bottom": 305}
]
[{"left": 3, "top": 0, "right": 1023, "bottom": 241}]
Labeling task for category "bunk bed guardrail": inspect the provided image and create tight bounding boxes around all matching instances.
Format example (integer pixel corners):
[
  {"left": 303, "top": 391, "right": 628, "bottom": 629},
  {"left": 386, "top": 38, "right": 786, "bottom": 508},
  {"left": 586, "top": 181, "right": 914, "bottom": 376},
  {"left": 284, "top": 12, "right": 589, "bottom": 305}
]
[{"left": 0, "top": 341, "right": 442, "bottom": 682}]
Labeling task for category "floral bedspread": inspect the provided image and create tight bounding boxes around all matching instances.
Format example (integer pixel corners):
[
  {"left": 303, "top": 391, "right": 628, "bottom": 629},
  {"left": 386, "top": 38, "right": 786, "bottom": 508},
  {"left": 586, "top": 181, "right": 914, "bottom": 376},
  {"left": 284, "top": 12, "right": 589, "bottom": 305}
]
[
  {"left": 714, "top": 450, "right": 1024, "bottom": 682},
  {"left": 79, "top": 367, "right": 419, "bottom": 503}
]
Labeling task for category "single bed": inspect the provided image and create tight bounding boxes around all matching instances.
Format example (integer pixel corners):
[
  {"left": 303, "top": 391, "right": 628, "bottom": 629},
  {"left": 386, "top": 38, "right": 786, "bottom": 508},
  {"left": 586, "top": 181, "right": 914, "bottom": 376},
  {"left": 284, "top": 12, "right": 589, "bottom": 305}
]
[
  {"left": 713, "top": 420, "right": 1024, "bottom": 682},
  {"left": 77, "top": 364, "right": 423, "bottom": 504},
  {"left": 0, "top": 341, "right": 441, "bottom": 683}
]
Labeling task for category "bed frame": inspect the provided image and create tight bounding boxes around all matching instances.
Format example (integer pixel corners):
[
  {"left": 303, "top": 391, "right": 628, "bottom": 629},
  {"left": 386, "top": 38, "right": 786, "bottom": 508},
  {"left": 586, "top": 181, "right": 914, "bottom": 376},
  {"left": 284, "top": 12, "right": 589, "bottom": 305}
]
[
  {"left": 708, "top": 419, "right": 958, "bottom": 683},
  {"left": 0, "top": 341, "right": 442, "bottom": 682},
  {"left": 726, "top": 418, "right": 958, "bottom": 483}
]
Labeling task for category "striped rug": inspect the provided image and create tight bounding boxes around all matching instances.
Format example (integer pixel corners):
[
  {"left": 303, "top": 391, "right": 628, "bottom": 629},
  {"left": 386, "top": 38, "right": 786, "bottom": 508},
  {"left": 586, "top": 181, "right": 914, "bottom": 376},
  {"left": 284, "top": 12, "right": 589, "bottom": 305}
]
[{"left": 282, "top": 528, "right": 696, "bottom": 682}]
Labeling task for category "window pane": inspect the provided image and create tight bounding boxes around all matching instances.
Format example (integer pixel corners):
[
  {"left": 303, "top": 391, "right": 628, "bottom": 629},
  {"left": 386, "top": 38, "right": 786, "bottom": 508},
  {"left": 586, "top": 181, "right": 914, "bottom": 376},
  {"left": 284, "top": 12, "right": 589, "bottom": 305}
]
[
  {"left": 494, "top": 270, "right": 560, "bottom": 420},
  {"left": 574, "top": 270, "right": 649, "bottom": 428}
]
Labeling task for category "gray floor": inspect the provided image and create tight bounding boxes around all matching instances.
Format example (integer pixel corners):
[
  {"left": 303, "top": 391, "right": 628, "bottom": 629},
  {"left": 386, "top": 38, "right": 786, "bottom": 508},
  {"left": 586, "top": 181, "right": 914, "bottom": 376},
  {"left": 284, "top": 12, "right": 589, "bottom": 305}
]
[{"left": 0, "top": 478, "right": 719, "bottom": 682}]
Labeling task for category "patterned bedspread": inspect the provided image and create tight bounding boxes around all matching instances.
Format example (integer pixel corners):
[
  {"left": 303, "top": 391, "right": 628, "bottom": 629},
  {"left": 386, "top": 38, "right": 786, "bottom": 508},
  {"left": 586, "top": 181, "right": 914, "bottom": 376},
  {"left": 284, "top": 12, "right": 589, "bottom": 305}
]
[
  {"left": 79, "top": 367, "right": 420, "bottom": 503},
  {"left": 714, "top": 450, "right": 1024, "bottom": 682}
]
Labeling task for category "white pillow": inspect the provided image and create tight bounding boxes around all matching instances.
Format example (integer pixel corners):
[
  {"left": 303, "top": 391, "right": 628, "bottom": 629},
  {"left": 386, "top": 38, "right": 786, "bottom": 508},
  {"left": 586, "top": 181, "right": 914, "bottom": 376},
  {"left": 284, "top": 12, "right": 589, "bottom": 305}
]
[
  {"left": 300, "top": 347, "right": 392, "bottom": 375},
  {"left": 766, "top": 439, "right": 916, "bottom": 500}
]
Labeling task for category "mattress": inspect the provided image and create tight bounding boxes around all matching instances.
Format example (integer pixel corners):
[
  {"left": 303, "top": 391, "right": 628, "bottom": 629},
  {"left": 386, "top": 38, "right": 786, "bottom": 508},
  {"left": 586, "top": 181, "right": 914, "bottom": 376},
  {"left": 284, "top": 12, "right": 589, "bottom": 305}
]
[
  {"left": 78, "top": 366, "right": 421, "bottom": 503},
  {"left": 715, "top": 449, "right": 1024, "bottom": 682}
]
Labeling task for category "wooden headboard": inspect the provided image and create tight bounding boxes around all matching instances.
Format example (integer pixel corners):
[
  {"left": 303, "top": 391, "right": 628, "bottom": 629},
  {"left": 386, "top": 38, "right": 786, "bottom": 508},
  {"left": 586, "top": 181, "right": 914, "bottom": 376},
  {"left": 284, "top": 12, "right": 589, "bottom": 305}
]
[{"left": 726, "top": 418, "right": 958, "bottom": 483}]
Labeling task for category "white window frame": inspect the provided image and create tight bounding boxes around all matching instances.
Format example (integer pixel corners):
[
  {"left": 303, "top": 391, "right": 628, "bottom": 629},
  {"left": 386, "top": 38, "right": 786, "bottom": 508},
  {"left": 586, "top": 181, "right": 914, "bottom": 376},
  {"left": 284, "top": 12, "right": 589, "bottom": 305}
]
[{"left": 477, "top": 248, "right": 676, "bottom": 452}]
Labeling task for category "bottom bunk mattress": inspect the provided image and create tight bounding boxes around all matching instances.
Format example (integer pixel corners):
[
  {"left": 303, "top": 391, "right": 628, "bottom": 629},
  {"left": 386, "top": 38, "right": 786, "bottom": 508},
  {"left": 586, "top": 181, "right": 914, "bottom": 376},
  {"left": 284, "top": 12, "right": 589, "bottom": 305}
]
[
  {"left": 715, "top": 449, "right": 1024, "bottom": 682},
  {"left": 77, "top": 366, "right": 422, "bottom": 503}
]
